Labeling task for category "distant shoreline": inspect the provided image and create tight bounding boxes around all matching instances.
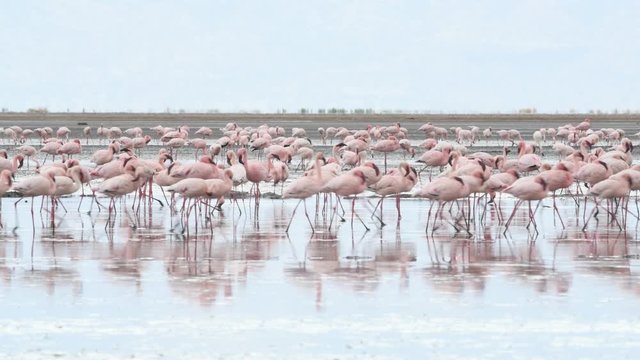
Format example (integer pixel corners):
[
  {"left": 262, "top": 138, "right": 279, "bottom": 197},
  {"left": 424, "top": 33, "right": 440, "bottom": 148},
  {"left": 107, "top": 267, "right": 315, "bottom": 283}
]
[{"left": 0, "top": 112, "right": 639, "bottom": 123}]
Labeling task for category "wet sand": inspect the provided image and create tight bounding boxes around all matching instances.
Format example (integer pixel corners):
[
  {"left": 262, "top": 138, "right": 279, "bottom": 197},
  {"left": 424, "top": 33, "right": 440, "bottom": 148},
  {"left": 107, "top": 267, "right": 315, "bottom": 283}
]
[{"left": 0, "top": 114, "right": 640, "bottom": 359}]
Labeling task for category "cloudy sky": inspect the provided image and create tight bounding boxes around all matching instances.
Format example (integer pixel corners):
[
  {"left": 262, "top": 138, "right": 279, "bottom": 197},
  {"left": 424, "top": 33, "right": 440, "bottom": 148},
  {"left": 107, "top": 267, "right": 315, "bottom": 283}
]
[{"left": 1, "top": 0, "right": 638, "bottom": 113}]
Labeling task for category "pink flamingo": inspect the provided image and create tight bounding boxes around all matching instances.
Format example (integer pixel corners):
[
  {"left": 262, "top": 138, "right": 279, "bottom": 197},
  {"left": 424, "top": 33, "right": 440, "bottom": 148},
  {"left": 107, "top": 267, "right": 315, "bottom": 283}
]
[
  {"left": 132, "top": 135, "right": 152, "bottom": 152},
  {"left": 40, "top": 141, "right": 62, "bottom": 164},
  {"left": 283, "top": 152, "right": 327, "bottom": 233},
  {"left": 416, "top": 146, "right": 452, "bottom": 180},
  {"left": 0, "top": 170, "right": 12, "bottom": 196},
  {"left": 575, "top": 160, "right": 611, "bottom": 189},
  {"left": 322, "top": 169, "right": 369, "bottom": 231},
  {"left": 166, "top": 138, "right": 186, "bottom": 159},
  {"left": 538, "top": 163, "right": 574, "bottom": 228},
  {"left": 91, "top": 155, "right": 135, "bottom": 180},
  {"left": 83, "top": 126, "right": 92, "bottom": 144},
  {"left": 584, "top": 173, "right": 633, "bottom": 231},
  {"left": 0, "top": 169, "right": 12, "bottom": 225},
  {"left": 58, "top": 139, "right": 82, "bottom": 159},
  {"left": 237, "top": 148, "right": 271, "bottom": 205},
  {"left": 371, "top": 136, "right": 400, "bottom": 173},
  {"left": 268, "top": 155, "right": 289, "bottom": 194},
  {"left": 91, "top": 142, "right": 119, "bottom": 165},
  {"left": 17, "top": 145, "right": 37, "bottom": 169},
  {"left": 52, "top": 166, "right": 87, "bottom": 212},
  {"left": 370, "top": 162, "right": 418, "bottom": 225},
  {"left": 188, "top": 138, "right": 209, "bottom": 159},
  {"left": 502, "top": 176, "right": 549, "bottom": 235},
  {"left": 167, "top": 177, "right": 211, "bottom": 227},
  {"left": 205, "top": 169, "right": 235, "bottom": 210},
  {"left": 0, "top": 154, "right": 24, "bottom": 174},
  {"left": 350, "top": 161, "right": 381, "bottom": 187},
  {"left": 56, "top": 127, "right": 70, "bottom": 140},
  {"left": 170, "top": 155, "right": 221, "bottom": 180},
  {"left": 225, "top": 150, "right": 248, "bottom": 187},
  {"left": 516, "top": 141, "right": 541, "bottom": 172},
  {"left": 94, "top": 165, "right": 152, "bottom": 226},
  {"left": 195, "top": 127, "right": 213, "bottom": 138},
  {"left": 416, "top": 175, "right": 470, "bottom": 234},
  {"left": 12, "top": 171, "right": 57, "bottom": 230},
  {"left": 482, "top": 169, "right": 520, "bottom": 203}
]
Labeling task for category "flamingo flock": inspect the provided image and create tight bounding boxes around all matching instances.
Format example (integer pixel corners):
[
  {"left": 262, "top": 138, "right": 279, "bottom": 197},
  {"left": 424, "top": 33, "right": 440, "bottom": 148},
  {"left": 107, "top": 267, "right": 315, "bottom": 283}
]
[{"left": 0, "top": 117, "right": 637, "bottom": 238}]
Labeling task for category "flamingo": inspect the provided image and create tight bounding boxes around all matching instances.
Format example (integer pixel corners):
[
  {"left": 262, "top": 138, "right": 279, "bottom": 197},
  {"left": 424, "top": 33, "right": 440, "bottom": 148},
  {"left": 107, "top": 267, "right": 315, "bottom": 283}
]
[
  {"left": 283, "top": 152, "right": 327, "bottom": 233},
  {"left": 225, "top": 150, "right": 248, "bottom": 187},
  {"left": 94, "top": 165, "right": 153, "bottom": 226},
  {"left": 502, "top": 176, "right": 549, "bottom": 235},
  {"left": 205, "top": 169, "right": 234, "bottom": 210},
  {"left": 0, "top": 169, "right": 12, "bottom": 196},
  {"left": 416, "top": 146, "right": 452, "bottom": 180},
  {"left": 83, "top": 126, "right": 92, "bottom": 144},
  {"left": 12, "top": 171, "right": 57, "bottom": 230},
  {"left": 40, "top": 140, "right": 62, "bottom": 164},
  {"left": 268, "top": 155, "right": 289, "bottom": 194},
  {"left": 52, "top": 166, "right": 87, "bottom": 212},
  {"left": 371, "top": 136, "right": 400, "bottom": 173},
  {"left": 91, "top": 142, "right": 120, "bottom": 165},
  {"left": 416, "top": 175, "right": 470, "bottom": 234},
  {"left": 237, "top": 148, "right": 271, "bottom": 204},
  {"left": 584, "top": 173, "right": 633, "bottom": 231},
  {"left": 169, "top": 155, "right": 221, "bottom": 180},
  {"left": 0, "top": 154, "right": 24, "bottom": 174},
  {"left": 322, "top": 169, "right": 370, "bottom": 231},
  {"left": 370, "top": 162, "right": 418, "bottom": 225},
  {"left": 17, "top": 145, "right": 37, "bottom": 169}
]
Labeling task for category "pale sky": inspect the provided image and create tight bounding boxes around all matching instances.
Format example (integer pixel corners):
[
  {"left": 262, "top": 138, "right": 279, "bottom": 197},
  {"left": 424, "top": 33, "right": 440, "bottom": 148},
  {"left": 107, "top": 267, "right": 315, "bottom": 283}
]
[{"left": 1, "top": 0, "right": 639, "bottom": 113}]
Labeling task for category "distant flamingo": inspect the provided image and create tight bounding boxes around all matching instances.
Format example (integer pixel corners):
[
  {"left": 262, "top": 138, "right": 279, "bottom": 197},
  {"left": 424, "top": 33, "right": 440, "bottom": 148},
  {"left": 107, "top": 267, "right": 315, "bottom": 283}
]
[
  {"left": 371, "top": 136, "right": 400, "bottom": 172},
  {"left": 83, "top": 126, "right": 92, "bottom": 144}
]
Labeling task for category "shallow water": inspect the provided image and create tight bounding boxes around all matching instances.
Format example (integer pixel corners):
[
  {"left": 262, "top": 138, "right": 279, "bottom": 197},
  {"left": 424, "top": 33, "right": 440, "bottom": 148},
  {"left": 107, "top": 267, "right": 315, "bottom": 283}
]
[
  {"left": 2, "top": 192, "right": 640, "bottom": 359},
  {"left": 1, "top": 118, "right": 640, "bottom": 358}
]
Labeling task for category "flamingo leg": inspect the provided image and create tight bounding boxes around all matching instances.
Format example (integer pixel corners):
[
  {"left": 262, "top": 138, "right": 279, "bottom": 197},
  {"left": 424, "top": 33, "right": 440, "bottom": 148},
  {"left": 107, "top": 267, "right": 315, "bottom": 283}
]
[
  {"left": 302, "top": 199, "right": 315, "bottom": 233},
  {"left": 286, "top": 199, "right": 302, "bottom": 233},
  {"left": 504, "top": 199, "right": 523, "bottom": 233}
]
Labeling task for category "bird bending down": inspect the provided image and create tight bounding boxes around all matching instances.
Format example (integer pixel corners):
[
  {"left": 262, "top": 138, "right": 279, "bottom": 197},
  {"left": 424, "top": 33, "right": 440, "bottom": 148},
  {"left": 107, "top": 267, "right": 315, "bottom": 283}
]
[
  {"left": 322, "top": 169, "right": 370, "bottom": 231},
  {"left": 370, "top": 162, "right": 418, "bottom": 226},
  {"left": 502, "top": 176, "right": 549, "bottom": 235}
]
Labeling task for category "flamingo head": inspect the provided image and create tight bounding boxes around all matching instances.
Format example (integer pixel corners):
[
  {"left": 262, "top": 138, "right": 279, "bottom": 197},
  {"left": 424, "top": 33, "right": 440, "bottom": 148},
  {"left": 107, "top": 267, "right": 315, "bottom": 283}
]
[
  {"left": 16, "top": 154, "right": 24, "bottom": 169},
  {"left": 535, "top": 177, "right": 548, "bottom": 190},
  {"left": 352, "top": 170, "right": 366, "bottom": 184},
  {"left": 160, "top": 153, "right": 173, "bottom": 164}
]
